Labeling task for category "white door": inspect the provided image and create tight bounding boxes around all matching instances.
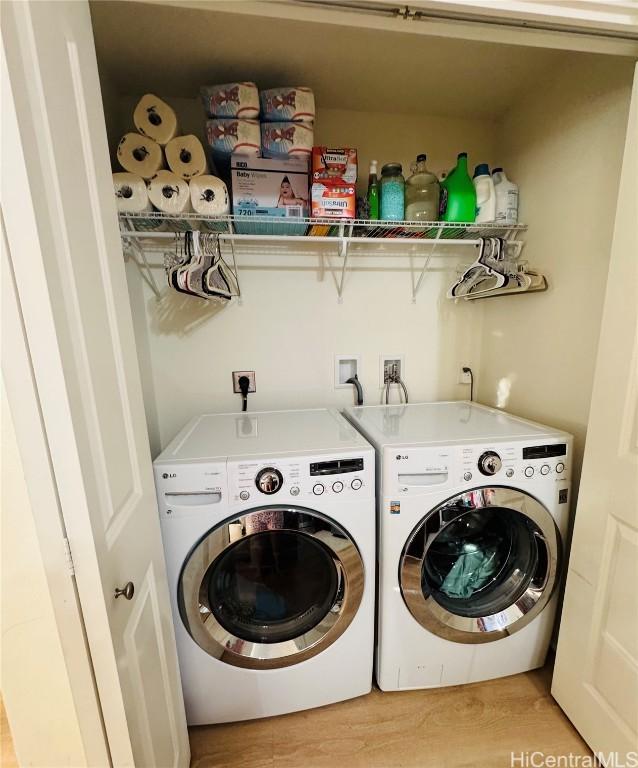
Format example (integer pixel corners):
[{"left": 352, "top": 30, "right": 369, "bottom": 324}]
[
  {"left": 552, "top": 64, "right": 638, "bottom": 762},
  {"left": 1, "top": 2, "right": 189, "bottom": 766}
]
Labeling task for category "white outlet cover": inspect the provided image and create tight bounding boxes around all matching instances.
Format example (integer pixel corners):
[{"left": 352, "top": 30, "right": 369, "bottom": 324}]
[
  {"left": 335, "top": 355, "right": 360, "bottom": 389},
  {"left": 380, "top": 354, "right": 405, "bottom": 387}
]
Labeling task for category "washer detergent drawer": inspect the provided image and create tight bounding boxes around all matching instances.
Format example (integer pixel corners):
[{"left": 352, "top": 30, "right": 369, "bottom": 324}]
[
  {"left": 154, "top": 461, "right": 228, "bottom": 519},
  {"left": 384, "top": 447, "right": 455, "bottom": 496}
]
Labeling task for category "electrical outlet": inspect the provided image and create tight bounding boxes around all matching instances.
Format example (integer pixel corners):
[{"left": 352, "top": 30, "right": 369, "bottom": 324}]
[
  {"left": 459, "top": 367, "right": 472, "bottom": 385},
  {"left": 380, "top": 355, "right": 405, "bottom": 386},
  {"left": 232, "top": 371, "right": 256, "bottom": 393}
]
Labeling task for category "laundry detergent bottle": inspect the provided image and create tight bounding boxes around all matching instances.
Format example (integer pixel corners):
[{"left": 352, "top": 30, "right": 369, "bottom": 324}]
[
  {"left": 473, "top": 163, "right": 496, "bottom": 223},
  {"left": 492, "top": 168, "right": 519, "bottom": 224},
  {"left": 441, "top": 152, "right": 476, "bottom": 223}
]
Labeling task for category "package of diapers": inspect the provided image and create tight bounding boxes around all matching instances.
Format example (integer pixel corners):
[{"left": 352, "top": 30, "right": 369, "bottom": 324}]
[
  {"left": 200, "top": 82, "right": 260, "bottom": 119},
  {"left": 260, "top": 87, "right": 315, "bottom": 123},
  {"left": 205, "top": 118, "right": 261, "bottom": 158},
  {"left": 261, "top": 122, "right": 313, "bottom": 159}
]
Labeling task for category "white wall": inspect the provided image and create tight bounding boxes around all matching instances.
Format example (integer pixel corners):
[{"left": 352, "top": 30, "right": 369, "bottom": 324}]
[
  {"left": 477, "top": 56, "right": 635, "bottom": 492},
  {"left": 121, "top": 103, "right": 499, "bottom": 454},
  {"left": 1, "top": 385, "right": 88, "bottom": 768}
]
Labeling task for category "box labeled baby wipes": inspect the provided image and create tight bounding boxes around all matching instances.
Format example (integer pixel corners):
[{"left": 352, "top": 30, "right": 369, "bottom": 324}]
[{"left": 231, "top": 155, "right": 309, "bottom": 234}]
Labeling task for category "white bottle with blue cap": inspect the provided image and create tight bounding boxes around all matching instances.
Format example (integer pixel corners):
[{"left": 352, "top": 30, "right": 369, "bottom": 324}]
[{"left": 473, "top": 163, "right": 496, "bottom": 223}]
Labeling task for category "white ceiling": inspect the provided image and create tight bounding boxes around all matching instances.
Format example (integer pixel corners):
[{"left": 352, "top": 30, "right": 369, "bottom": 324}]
[{"left": 90, "top": 1, "right": 589, "bottom": 120}]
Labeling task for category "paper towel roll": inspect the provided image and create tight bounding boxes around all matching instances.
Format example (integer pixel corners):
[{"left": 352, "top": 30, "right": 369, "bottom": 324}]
[
  {"left": 190, "top": 175, "right": 229, "bottom": 217},
  {"left": 165, "top": 135, "right": 209, "bottom": 180},
  {"left": 113, "top": 172, "right": 151, "bottom": 213},
  {"left": 205, "top": 118, "right": 261, "bottom": 157},
  {"left": 261, "top": 122, "right": 314, "bottom": 158},
  {"left": 117, "top": 133, "right": 164, "bottom": 179},
  {"left": 201, "top": 82, "right": 259, "bottom": 119},
  {"left": 133, "top": 94, "right": 179, "bottom": 146},
  {"left": 260, "top": 87, "right": 315, "bottom": 123},
  {"left": 148, "top": 171, "right": 191, "bottom": 214}
]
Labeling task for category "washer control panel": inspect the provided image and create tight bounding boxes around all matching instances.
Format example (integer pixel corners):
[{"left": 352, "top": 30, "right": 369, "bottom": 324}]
[
  {"left": 228, "top": 452, "right": 373, "bottom": 504},
  {"left": 388, "top": 439, "right": 570, "bottom": 495}
]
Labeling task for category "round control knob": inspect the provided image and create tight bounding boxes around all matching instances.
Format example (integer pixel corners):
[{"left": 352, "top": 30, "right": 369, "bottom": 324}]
[
  {"left": 463, "top": 471, "right": 473, "bottom": 482},
  {"left": 478, "top": 451, "right": 502, "bottom": 476},
  {"left": 239, "top": 490, "right": 250, "bottom": 501},
  {"left": 351, "top": 478, "right": 363, "bottom": 490},
  {"left": 255, "top": 467, "right": 283, "bottom": 495},
  {"left": 541, "top": 464, "right": 550, "bottom": 475},
  {"left": 332, "top": 481, "right": 344, "bottom": 493},
  {"left": 290, "top": 486, "right": 300, "bottom": 496},
  {"left": 524, "top": 466, "right": 534, "bottom": 478},
  {"left": 313, "top": 483, "right": 325, "bottom": 496},
  {"left": 505, "top": 468, "right": 515, "bottom": 478},
  {"left": 556, "top": 462, "right": 565, "bottom": 474}
]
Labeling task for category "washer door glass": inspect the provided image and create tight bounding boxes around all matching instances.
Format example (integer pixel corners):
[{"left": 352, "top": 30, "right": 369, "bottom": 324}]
[
  {"left": 207, "top": 530, "right": 339, "bottom": 644},
  {"left": 179, "top": 506, "right": 365, "bottom": 669},
  {"left": 400, "top": 488, "right": 560, "bottom": 643}
]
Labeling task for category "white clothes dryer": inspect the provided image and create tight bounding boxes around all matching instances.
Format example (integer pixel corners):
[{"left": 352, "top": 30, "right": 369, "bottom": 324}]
[
  {"left": 154, "top": 409, "right": 375, "bottom": 724},
  {"left": 345, "top": 401, "right": 572, "bottom": 691}
]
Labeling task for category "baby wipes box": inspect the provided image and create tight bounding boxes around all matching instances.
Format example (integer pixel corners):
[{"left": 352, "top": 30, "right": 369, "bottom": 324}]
[{"left": 231, "top": 155, "right": 309, "bottom": 234}]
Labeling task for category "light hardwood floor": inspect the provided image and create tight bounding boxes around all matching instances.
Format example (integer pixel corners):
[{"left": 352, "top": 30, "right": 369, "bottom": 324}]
[
  {"left": 189, "top": 666, "right": 590, "bottom": 768},
  {"left": 1, "top": 697, "right": 18, "bottom": 768}
]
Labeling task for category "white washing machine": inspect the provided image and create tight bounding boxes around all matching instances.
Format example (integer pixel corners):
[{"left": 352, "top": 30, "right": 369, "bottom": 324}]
[
  {"left": 153, "top": 408, "right": 375, "bottom": 724},
  {"left": 345, "top": 401, "right": 572, "bottom": 691}
]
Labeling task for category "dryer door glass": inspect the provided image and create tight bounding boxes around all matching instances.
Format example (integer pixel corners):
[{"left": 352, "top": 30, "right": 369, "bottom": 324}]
[
  {"left": 178, "top": 506, "right": 365, "bottom": 669},
  {"left": 207, "top": 530, "right": 339, "bottom": 644},
  {"left": 400, "top": 488, "right": 560, "bottom": 643}
]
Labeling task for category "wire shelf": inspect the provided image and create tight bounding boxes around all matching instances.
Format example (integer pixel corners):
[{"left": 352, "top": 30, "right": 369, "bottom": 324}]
[
  {"left": 119, "top": 213, "right": 528, "bottom": 303},
  {"left": 118, "top": 212, "right": 526, "bottom": 241}
]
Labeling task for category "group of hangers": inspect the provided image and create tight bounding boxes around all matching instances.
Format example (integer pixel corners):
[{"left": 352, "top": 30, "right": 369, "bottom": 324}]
[
  {"left": 448, "top": 237, "right": 546, "bottom": 300},
  {"left": 164, "top": 231, "right": 238, "bottom": 301}
]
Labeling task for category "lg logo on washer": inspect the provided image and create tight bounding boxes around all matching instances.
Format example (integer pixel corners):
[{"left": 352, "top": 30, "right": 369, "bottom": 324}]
[{"left": 396, "top": 455, "right": 408, "bottom": 460}]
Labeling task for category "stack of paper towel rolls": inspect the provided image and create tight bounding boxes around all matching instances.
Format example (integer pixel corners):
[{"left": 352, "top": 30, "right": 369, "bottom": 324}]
[{"left": 114, "top": 93, "right": 229, "bottom": 218}]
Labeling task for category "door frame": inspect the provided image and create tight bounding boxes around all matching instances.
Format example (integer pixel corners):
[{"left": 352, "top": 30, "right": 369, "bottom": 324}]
[{"left": 1, "top": 46, "right": 110, "bottom": 764}]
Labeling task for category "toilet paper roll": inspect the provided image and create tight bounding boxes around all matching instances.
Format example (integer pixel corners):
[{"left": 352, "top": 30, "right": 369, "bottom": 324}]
[
  {"left": 165, "top": 135, "right": 209, "bottom": 180},
  {"left": 147, "top": 170, "right": 191, "bottom": 214},
  {"left": 133, "top": 94, "right": 179, "bottom": 146},
  {"left": 261, "top": 122, "right": 314, "bottom": 159},
  {"left": 113, "top": 172, "right": 151, "bottom": 213},
  {"left": 200, "top": 82, "right": 259, "bottom": 119},
  {"left": 190, "top": 175, "right": 229, "bottom": 217},
  {"left": 117, "top": 133, "right": 164, "bottom": 179},
  {"left": 260, "top": 87, "right": 315, "bottom": 123},
  {"left": 205, "top": 118, "right": 260, "bottom": 158}
]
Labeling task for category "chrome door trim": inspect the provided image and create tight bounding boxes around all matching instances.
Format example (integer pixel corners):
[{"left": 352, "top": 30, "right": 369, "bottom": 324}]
[
  {"left": 399, "top": 487, "right": 561, "bottom": 644},
  {"left": 179, "top": 505, "right": 365, "bottom": 669}
]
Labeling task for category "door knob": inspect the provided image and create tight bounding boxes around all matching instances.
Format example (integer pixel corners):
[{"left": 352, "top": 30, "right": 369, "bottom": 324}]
[{"left": 114, "top": 581, "right": 135, "bottom": 600}]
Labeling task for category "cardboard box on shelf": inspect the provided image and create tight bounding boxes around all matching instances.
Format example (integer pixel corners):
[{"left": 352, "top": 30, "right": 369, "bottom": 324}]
[
  {"left": 311, "top": 181, "right": 356, "bottom": 219},
  {"left": 312, "top": 147, "right": 358, "bottom": 184},
  {"left": 231, "top": 154, "right": 309, "bottom": 218}
]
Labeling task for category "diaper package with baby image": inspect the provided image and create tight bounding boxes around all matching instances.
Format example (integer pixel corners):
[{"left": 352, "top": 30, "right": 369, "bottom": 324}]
[{"left": 231, "top": 155, "right": 309, "bottom": 234}]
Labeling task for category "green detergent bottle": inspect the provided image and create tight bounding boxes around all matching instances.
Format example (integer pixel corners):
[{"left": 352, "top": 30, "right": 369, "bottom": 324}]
[{"left": 441, "top": 152, "right": 477, "bottom": 223}]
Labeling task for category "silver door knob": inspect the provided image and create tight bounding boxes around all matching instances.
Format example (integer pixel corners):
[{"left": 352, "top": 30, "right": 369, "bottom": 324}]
[{"left": 114, "top": 582, "right": 134, "bottom": 600}]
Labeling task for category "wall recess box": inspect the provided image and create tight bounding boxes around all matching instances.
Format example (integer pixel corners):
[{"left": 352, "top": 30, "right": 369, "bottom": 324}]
[{"left": 334, "top": 355, "right": 360, "bottom": 389}]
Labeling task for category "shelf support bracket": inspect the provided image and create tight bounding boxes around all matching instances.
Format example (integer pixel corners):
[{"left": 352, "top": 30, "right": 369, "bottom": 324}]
[
  {"left": 120, "top": 217, "right": 161, "bottom": 300},
  {"left": 412, "top": 226, "right": 443, "bottom": 302}
]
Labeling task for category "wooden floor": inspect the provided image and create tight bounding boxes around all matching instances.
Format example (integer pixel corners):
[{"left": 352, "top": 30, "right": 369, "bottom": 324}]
[
  {"left": 189, "top": 666, "right": 590, "bottom": 768},
  {"left": 1, "top": 697, "right": 18, "bottom": 768}
]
